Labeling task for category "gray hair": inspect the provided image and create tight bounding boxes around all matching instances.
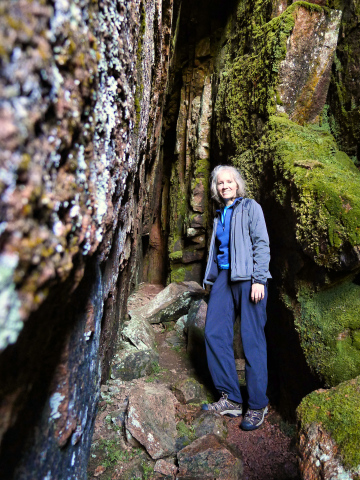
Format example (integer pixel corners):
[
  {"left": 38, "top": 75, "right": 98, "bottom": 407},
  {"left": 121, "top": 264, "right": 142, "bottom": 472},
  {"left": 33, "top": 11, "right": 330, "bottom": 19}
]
[{"left": 210, "top": 165, "right": 246, "bottom": 204}]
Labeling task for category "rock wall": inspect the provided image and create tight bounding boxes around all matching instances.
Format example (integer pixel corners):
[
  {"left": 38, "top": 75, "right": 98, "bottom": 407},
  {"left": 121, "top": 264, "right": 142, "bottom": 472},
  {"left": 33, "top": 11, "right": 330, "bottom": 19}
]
[
  {"left": 160, "top": 0, "right": 360, "bottom": 401},
  {"left": 0, "top": 0, "right": 174, "bottom": 477}
]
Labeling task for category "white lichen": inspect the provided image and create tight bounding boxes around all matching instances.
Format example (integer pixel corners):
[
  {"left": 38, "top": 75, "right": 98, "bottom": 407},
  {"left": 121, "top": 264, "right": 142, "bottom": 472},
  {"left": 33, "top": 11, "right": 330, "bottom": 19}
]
[
  {"left": 0, "top": 253, "right": 23, "bottom": 352},
  {"left": 49, "top": 392, "right": 65, "bottom": 420}
]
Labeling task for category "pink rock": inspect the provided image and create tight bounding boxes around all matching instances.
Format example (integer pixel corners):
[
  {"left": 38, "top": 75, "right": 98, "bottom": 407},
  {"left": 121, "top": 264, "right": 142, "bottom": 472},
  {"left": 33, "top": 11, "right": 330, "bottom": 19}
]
[
  {"left": 154, "top": 459, "right": 178, "bottom": 476},
  {"left": 177, "top": 434, "right": 243, "bottom": 479},
  {"left": 125, "top": 384, "right": 178, "bottom": 459}
]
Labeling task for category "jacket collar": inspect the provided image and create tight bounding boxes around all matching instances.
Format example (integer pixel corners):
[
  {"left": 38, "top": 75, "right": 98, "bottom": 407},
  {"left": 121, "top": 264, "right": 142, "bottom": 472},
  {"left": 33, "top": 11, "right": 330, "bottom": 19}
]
[{"left": 216, "top": 197, "right": 243, "bottom": 214}]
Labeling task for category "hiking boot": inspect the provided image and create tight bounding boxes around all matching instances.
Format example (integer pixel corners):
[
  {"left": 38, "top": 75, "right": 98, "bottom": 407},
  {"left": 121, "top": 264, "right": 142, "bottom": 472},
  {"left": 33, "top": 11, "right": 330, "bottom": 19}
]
[
  {"left": 240, "top": 406, "right": 268, "bottom": 431},
  {"left": 201, "top": 392, "right": 242, "bottom": 417}
]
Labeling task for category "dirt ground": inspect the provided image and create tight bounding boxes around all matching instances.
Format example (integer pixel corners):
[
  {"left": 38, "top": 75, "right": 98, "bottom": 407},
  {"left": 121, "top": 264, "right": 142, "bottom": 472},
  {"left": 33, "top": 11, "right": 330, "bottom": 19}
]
[{"left": 87, "top": 283, "right": 300, "bottom": 480}]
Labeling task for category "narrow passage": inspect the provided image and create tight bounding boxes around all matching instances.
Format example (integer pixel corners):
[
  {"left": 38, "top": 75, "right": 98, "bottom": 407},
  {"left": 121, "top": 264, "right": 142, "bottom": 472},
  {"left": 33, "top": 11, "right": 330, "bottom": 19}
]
[{"left": 88, "top": 283, "right": 300, "bottom": 480}]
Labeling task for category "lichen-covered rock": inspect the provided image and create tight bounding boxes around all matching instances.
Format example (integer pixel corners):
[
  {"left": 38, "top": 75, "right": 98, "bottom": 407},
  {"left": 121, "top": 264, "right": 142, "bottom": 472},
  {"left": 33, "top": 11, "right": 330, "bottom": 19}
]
[
  {"left": 327, "top": 0, "right": 360, "bottom": 162},
  {"left": 297, "top": 377, "right": 360, "bottom": 479},
  {"left": 111, "top": 343, "right": 159, "bottom": 381},
  {"left": 154, "top": 459, "right": 178, "bottom": 477},
  {"left": 172, "top": 377, "right": 207, "bottom": 404},
  {"left": 192, "top": 412, "right": 228, "bottom": 440},
  {"left": 121, "top": 315, "right": 156, "bottom": 351},
  {"left": 0, "top": 0, "right": 175, "bottom": 476},
  {"left": 168, "top": 73, "right": 212, "bottom": 284},
  {"left": 125, "top": 384, "right": 178, "bottom": 460},
  {"left": 129, "top": 281, "right": 205, "bottom": 324},
  {"left": 277, "top": 6, "right": 341, "bottom": 124},
  {"left": 177, "top": 433, "right": 243, "bottom": 480}
]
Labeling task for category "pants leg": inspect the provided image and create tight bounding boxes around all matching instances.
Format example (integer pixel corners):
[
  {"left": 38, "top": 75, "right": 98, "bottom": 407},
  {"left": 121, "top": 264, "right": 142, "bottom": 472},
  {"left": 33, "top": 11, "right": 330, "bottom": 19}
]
[
  {"left": 204, "top": 270, "right": 242, "bottom": 404},
  {"left": 231, "top": 280, "right": 268, "bottom": 410}
]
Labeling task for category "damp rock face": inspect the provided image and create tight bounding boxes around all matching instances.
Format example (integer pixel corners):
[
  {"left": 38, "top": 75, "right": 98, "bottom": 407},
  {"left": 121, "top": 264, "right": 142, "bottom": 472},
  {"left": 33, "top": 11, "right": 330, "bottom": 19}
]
[{"left": 0, "top": 0, "right": 174, "bottom": 477}]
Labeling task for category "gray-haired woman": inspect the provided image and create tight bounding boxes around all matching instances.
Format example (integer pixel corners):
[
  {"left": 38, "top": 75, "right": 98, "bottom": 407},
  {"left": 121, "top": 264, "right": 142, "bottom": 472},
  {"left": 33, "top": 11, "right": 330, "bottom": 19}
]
[{"left": 202, "top": 165, "right": 271, "bottom": 431}]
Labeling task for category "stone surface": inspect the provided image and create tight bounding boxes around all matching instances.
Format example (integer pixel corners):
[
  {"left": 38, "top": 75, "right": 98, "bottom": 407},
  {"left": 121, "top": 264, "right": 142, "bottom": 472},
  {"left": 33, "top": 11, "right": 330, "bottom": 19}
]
[
  {"left": 154, "top": 459, "right": 178, "bottom": 477},
  {"left": 175, "top": 315, "right": 188, "bottom": 335},
  {"left": 192, "top": 412, "right": 228, "bottom": 440},
  {"left": 0, "top": 0, "right": 175, "bottom": 476},
  {"left": 129, "top": 281, "right": 205, "bottom": 324},
  {"left": 168, "top": 68, "right": 212, "bottom": 283},
  {"left": 172, "top": 378, "right": 207, "bottom": 404},
  {"left": 297, "top": 377, "right": 360, "bottom": 479},
  {"left": 277, "top": 6, "right": 342, "bottom": 124},
  {"left": 177, "top": 434, "right": 243, "bottom": 480},
  {"left": 121, "top": 315, "right": 156, "bottom": 350},
  {"left": 327, "top": 0, "right": 360, "bottom": 163},
  {"left": 125, "top": 384, "right": 178, "bottom": 460},
  {"left": 111, "top": 344, "right": 159, "bottom": 381}
]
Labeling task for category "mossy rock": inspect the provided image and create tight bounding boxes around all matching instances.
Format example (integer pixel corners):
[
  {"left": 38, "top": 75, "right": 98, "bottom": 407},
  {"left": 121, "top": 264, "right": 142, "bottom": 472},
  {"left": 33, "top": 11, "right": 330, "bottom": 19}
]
[
  {"left": 297, "top": 275, "right": 360, "bottom": 387},
  {"left": 267, "top": 115, "right": 360, "bottom": 269},
  {"left": 297, "top": 376, "right": 360, "bottom": 472}
]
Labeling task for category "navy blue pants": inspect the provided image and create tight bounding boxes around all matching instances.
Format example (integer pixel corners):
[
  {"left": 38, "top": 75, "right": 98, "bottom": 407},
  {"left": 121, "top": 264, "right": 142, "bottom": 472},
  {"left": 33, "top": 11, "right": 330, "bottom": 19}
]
[{"left": 204, "top": 269, "right": 268, "bottom": 409}]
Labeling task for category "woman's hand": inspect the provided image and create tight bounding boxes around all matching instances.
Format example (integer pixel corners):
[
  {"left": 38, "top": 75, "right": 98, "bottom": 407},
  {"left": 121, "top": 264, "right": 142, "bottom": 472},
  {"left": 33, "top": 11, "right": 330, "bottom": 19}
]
[{"left": 251, "top": 283, "right": 265, "bottom": 304}]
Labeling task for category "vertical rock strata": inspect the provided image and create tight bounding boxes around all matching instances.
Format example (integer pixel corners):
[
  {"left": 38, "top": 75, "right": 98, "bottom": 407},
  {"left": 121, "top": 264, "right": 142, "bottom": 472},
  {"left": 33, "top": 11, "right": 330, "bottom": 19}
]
[
  {"left": 327, "top": 0, "right": 360, "bottom": 161},
  {"left": 0, "top": 0, "right": 174, "bottom": 477},
  {"left": 277, "top": 7, "right": 342, "bottom": 124}
]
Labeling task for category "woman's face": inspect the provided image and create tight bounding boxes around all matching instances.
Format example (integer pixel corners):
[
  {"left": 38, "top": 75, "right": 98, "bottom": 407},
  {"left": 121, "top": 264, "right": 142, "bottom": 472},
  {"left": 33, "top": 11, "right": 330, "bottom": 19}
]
[{"left": 216, "top": 170, "right": 237, "bottom": 206}]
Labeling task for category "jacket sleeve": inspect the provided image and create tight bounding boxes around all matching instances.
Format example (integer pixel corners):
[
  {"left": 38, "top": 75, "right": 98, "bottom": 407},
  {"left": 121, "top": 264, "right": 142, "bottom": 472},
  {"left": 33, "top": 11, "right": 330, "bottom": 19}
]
[{"left": 248, "top": 200, "right": 271, "bottom": 284}]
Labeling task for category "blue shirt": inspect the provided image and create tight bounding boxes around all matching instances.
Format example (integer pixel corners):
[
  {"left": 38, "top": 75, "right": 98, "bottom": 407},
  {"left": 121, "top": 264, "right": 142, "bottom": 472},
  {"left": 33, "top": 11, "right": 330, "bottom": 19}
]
[{"left": 216, "top": 198, "right": 241, "bottom": 269}]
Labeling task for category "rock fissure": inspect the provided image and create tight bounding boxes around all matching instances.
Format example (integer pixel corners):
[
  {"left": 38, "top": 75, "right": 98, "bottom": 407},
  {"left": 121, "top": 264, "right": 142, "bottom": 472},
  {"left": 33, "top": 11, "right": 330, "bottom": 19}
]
[{"left": 1, "top": 0, "right": 360, "bottom": 478}]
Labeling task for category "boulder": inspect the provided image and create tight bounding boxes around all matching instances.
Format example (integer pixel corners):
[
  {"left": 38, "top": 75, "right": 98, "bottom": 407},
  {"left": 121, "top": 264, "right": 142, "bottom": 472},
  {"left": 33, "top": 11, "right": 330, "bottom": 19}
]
[
  {"left": 177, "top": 434, "right": 243, "bottom": 479},
  {"left": 125, "top": 384, "right": 178, "bottom": 460},
  {"left": 297, "top": 377, "right": 360, "bottom": 479},
  {"left": 175, "top": 315, "right": 188, "bottom": 335},
  {"left": 121, "top": 315, "right": 156, "bottom": 350},
  {"left": 129, "top": 281, "right": 206, "bottom": 324},
  {"left": 111, "top": 343, "right": 159, "bottom": 381},
  {"left": 192, "top": 412, "right": 228, "bottom": 440},
  {"left": 154, "top": 459, "right": 178, "bottom": 477},
  {"left": 172, "top": 378, "right": 207, "bottom": 405}
]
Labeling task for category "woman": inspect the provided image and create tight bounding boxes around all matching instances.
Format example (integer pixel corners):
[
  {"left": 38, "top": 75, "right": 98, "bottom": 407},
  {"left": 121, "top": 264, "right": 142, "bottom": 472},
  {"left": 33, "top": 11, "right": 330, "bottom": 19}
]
[{"left": 202, "top": 165, "right": 271, "bottom": 431}]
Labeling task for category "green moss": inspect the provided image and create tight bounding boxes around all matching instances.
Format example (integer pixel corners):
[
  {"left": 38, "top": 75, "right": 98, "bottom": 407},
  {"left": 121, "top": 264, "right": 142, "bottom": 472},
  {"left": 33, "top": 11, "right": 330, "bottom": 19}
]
[
  {"left": 215, "top": 1, "right": 298, "bottom": 156},
  {"left": 169, "top": 250, "right": 183, "bottom": 261},
  {"left": 170, "top": 264, "right": 193, "bottom": 283},
  {"left": 176, "top": 420, "right": 196, "bottom": 441},
  {"left": 297, "top": 277, "right": 360, "bottom": 387},
  {"left": 297, "top": 376, "right": 360, "bottom": 470},
  {"left": 267, "top": 115, "right": 360, "bottom": 267}
]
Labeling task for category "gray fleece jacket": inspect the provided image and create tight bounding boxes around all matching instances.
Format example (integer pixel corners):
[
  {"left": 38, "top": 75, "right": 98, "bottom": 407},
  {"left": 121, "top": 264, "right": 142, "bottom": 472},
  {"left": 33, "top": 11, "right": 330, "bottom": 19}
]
[{"left": 203, "top": 197, "right": 271, "bottom": 286}]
